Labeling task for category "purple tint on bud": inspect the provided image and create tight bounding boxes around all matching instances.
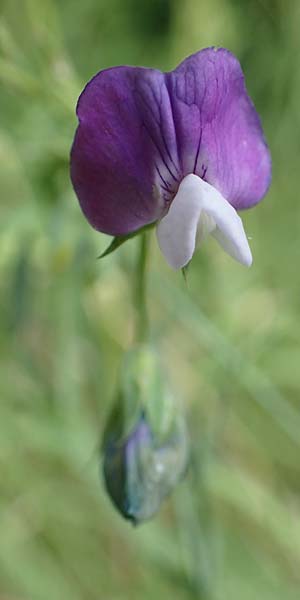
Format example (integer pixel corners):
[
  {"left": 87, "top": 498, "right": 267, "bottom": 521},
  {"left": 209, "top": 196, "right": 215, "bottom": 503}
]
[{"left": 103, "top": 410, "right": 188, "bottom": 524}]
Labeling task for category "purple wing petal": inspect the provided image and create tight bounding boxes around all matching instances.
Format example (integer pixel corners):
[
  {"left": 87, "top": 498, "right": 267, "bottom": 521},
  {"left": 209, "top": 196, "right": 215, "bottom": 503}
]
[
  {"left": 166, "top": 47, "right": 271, "bottom": 209},
  {"left": 71, "top": 66, "right": 181, "bottom": 236}
]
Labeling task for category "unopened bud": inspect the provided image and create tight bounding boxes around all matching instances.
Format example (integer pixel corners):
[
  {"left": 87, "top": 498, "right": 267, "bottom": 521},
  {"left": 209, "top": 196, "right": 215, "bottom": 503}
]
[{"left": 102, "top": 346, "right": 189, "bottom": 524}]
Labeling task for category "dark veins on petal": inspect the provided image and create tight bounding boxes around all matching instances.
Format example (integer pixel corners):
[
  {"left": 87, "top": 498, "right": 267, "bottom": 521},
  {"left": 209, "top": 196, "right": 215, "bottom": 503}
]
[
  {"left": 165, "top": 49, "right": 271, "bottom": 209},
  {"left": 133, "top": 73, "right": 181, "bottom": 202}
]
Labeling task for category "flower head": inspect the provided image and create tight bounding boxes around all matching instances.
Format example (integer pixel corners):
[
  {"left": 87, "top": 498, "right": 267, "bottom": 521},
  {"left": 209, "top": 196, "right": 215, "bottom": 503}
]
[{"left": 71, "top": 48, "right": 271, "bottom": 269}]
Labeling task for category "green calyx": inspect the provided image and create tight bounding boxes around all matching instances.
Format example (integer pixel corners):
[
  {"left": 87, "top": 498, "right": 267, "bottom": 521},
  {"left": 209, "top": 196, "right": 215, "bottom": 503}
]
[{"left": 98, "top": 223, "right": 155, "bottom": 259}]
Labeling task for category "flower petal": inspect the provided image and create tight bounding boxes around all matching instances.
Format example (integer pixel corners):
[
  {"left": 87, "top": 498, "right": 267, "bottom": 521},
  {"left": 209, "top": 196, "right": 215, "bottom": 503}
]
[
  {"left": 157, "top": 174, "right": 252, "bottom": 269},
  {"left": 199, "top": 177, "right": 253, "bottom": 266},
  {"left": 71, "top": 67, "right": 181, "bottom": 236},
  {"left": 166, "top": 47, "right": 271, "bottom": 209},
  {"left": 156, "top": 175, "right": 202, "bottom": 270}
]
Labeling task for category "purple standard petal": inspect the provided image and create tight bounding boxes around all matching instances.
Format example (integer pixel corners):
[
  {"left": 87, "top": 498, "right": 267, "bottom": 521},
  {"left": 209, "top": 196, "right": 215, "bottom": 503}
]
[
  {"left": 166, "top": 47, "right": 271, "bottom": 209},
  {"left": 71, "top": 48, "right": 271, "bottom": 236},
  {"left": 71, "top": 66, "right": 181, "bottom": 235}
]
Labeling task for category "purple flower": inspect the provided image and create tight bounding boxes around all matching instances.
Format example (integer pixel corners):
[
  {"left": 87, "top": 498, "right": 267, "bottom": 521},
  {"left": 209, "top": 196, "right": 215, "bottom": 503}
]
[{"left": 71, "top": 47, "right": 271, "bottom": 269}]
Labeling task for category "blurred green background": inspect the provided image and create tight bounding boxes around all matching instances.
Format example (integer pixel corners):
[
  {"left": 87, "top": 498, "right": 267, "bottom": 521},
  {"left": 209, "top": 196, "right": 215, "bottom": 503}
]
[{"left": 1, "top": 0, "right": 300, "bottom": 598}]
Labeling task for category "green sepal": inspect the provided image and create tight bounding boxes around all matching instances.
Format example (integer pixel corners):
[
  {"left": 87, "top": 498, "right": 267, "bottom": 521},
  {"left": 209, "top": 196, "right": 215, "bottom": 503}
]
[
  {"left": 98, "top": 223, "right": 155, "bottom": 259},
  {"left": 121, "top": 346, "right": 175, "bottom": 442},
  {"left": 181, "top": 263, "right": 190, "bottom": 285}
]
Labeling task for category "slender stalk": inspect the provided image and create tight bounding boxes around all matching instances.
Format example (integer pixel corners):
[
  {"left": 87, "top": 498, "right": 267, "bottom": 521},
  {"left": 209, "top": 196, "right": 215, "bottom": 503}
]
[{"left": 135, "top": 232, "right": 149, "bottom": 343}]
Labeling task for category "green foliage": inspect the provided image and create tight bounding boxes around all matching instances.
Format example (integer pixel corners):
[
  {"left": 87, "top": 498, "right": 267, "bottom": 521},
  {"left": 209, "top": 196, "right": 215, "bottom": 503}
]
[
  {"left": 1, "top": 0, "right": 300, "bottom": 598},
  {"left": 98, "top": 224, "right": 155, "bottom": 259}
]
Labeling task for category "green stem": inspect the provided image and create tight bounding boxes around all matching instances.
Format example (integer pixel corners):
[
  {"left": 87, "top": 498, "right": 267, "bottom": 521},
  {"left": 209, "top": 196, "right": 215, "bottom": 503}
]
[{"left": 135, "top": 232, "right": 149, "bottom": 343}]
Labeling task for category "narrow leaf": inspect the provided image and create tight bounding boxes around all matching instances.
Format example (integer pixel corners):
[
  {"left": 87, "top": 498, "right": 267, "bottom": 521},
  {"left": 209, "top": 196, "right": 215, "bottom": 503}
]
[{"left": 98, "top": 223, "right": 155, "bottom": 259}]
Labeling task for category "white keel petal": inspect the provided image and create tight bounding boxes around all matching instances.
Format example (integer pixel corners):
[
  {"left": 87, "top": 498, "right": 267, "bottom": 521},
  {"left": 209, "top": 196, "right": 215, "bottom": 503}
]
[
  {"left": 156, "top": 176, "right": 203, "bottom": 270},
  {"left": 157, "top": 174, "right": 252, "bottom": 270},
  {"left": 199, "top": 178, "right": 253, "bottom": 267},
  {"left": 211, "top": 226, "right": 252, "bottom": 266}
]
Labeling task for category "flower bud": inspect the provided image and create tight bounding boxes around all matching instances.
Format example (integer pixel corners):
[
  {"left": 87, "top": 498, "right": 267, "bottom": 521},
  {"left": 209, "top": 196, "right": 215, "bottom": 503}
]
[{"left": 102, "top": 346, "right": 189, "bottom": 524}]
